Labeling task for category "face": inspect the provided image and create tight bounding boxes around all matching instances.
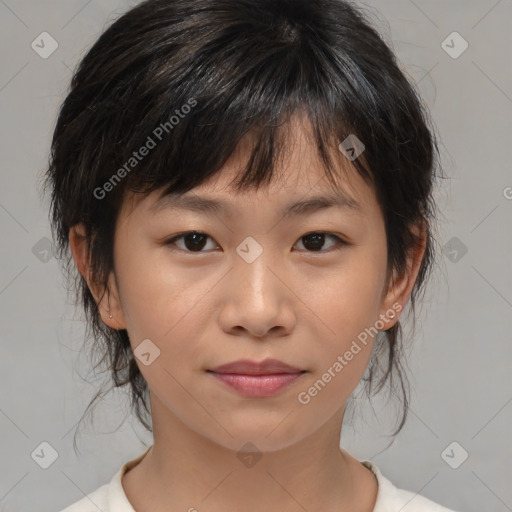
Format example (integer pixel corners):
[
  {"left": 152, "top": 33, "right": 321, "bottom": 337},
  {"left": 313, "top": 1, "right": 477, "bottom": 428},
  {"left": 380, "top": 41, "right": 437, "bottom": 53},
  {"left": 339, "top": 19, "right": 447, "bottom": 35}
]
[{"left": 72, "top": 116, "right": 424, "bottom": 453}]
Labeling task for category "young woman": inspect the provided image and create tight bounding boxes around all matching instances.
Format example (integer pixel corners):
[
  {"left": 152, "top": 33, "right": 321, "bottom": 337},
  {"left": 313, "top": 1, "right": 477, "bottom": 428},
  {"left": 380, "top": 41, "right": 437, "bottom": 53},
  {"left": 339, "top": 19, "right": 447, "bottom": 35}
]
[{"left": 45, "top": 0, "right": 457, "bottom": 510}]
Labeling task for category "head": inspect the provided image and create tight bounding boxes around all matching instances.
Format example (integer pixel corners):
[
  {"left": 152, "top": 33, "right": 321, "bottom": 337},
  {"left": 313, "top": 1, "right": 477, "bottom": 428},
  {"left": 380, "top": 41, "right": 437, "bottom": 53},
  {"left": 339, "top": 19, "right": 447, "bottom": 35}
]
[{"left": 43, "top": 0, "right": 442, "bottom": 452}]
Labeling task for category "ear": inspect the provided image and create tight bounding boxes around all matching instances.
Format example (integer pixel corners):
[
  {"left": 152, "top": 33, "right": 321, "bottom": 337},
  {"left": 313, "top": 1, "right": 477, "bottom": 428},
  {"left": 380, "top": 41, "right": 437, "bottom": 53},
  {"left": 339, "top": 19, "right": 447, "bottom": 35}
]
[
  {"left": 68, "top": 223, "right": 126, "bottom": 330},
  {"left": 378, "top": 220, "right": 428, "bottom": 330}
]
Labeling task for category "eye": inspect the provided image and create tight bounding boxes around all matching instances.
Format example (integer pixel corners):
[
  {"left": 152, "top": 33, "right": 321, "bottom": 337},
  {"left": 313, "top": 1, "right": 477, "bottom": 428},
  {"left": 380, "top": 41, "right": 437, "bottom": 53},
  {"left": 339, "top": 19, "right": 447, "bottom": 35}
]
[
  {"left": 164, "top": 230, "right": 347, "bottom": 254},
  {"left": 164, "top": 231, "right": 218, "bottom": 252},
  {"left": 294, "top": 232, "right": 346, "bottom": 252}
]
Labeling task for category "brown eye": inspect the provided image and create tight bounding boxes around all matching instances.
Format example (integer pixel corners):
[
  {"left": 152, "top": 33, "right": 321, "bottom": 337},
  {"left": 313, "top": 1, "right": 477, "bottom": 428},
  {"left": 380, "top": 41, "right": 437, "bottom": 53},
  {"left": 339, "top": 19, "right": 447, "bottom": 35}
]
[
  {"left": 295, "top": 232, "right": 346, "bottom": 252},
  {"left": 164, "top": 231, "right": 346, "bottom": 254},
  {"left": 165, "top": 231, "right": 217, "bottom": 252}
]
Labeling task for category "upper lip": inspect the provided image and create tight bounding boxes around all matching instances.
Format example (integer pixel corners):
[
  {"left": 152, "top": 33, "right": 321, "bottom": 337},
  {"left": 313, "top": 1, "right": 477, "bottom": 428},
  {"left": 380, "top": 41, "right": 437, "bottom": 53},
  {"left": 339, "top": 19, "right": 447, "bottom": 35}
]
[{"left": 209, "top": 358, "right": 304, "bottom": 375}]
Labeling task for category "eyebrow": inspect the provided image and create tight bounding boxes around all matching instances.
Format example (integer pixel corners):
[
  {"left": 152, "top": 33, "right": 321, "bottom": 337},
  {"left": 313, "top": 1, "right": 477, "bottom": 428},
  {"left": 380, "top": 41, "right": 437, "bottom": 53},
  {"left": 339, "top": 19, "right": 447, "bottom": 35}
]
[{"left": 149, "top": 190, "right": 364, "bottom": 217}]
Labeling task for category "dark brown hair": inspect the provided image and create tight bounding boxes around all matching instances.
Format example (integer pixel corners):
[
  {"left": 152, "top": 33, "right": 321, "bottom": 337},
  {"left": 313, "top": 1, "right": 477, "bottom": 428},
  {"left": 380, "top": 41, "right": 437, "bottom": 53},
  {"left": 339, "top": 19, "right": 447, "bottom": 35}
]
[{"left": 42, "top": 0, "right": 444, "bottom": 449}]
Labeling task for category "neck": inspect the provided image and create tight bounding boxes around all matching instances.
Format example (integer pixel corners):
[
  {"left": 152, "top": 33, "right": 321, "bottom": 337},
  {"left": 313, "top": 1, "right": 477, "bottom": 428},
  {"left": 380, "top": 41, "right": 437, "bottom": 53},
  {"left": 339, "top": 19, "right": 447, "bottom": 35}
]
[{"left": 122, "top": 393, "right": 377, "bottom": 512}]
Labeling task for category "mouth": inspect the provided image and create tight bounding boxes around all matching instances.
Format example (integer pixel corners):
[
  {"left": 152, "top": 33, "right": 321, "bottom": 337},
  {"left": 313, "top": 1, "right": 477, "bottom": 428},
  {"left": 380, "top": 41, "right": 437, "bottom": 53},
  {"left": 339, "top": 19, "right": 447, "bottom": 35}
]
[{"left": 207, "top": 358, "right": 306, "bottom": 397}]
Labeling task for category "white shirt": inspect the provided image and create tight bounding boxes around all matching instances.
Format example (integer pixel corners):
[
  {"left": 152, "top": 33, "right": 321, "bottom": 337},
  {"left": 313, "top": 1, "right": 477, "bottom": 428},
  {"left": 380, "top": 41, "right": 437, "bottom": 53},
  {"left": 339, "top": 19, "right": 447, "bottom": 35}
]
[{"left": 60, "top": 448, "right": 458, "bottom": 512}]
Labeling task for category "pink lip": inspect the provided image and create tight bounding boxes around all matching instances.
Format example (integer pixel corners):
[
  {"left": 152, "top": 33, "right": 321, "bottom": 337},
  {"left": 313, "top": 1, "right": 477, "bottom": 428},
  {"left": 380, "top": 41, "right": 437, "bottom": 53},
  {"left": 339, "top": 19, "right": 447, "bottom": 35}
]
[
  {"left": 210, "top": 358, "right": 303, "bottom": 375},
  {"left": 210, "top": 372, "right": 304, "bottom": 397},
  {"left": 208, "top": 358, "right": 306, "bottom": 397}
]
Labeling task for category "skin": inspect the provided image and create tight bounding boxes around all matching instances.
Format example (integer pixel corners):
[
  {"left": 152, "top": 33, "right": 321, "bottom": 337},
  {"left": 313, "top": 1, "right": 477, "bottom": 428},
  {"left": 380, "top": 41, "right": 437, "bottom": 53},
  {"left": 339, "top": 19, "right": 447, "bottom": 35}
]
[{"left": 69, "top": 115, "right": 427, "bottom": 512}]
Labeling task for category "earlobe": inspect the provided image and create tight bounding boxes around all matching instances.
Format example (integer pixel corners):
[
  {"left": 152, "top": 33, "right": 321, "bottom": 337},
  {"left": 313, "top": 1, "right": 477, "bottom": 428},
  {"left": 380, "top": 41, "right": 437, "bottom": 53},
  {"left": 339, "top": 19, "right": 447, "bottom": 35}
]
[{"left": 68, "top": 223, "right": 126, "bottom": 330}]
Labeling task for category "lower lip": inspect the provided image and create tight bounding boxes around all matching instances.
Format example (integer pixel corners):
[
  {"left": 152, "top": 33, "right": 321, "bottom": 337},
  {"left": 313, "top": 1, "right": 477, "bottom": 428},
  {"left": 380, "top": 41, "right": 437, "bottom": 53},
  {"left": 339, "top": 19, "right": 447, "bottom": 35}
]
[{"left": 209, "top": 372, "right": 304, "bottom": 397}]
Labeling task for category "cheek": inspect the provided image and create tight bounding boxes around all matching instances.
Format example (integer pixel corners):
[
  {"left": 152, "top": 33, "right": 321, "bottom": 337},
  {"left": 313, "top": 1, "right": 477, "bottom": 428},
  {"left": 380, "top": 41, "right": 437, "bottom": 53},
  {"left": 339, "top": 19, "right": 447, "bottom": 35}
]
[
  {"left": 303, "top": 251, "right": 386, "bottom": 397},
  {"left": 115, "top": 243, "right": 199, "bottom": 335},
  {"left": 318, "top": 254, "right": 385, "bottom": 342},
  {"left": 114, "top": 245, "right": 218, "bottom": 375}
]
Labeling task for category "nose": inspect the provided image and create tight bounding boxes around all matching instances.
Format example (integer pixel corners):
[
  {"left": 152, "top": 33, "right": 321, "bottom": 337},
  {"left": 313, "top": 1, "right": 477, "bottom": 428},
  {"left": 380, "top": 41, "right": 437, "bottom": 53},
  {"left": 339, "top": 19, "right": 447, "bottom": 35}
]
[{"left": 217, "top": 246, "right": 296, "bottom": 339}]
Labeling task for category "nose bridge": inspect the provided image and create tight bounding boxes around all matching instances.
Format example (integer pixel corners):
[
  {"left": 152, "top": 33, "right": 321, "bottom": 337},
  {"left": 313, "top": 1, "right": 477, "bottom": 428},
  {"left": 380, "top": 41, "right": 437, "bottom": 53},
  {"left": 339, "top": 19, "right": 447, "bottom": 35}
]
[{"left": 234, "top": 234, "right": 278, "bottom": 302}]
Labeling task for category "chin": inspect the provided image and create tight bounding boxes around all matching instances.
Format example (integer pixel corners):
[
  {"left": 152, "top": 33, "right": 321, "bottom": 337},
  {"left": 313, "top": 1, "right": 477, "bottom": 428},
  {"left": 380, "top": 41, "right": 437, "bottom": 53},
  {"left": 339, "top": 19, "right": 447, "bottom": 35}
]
[{"left": 201, "top": 414, "right": 314, "bottom": 454}]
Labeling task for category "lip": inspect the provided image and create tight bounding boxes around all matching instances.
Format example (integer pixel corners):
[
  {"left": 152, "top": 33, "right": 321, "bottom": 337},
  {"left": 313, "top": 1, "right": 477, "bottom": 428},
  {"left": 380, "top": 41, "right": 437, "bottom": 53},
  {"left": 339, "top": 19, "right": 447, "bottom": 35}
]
[
  {"left": 207, "top": 358, "right": 306, "bottom": 398},
  {"left": 209, "top": 358, "right": 303, "bottom": 375}
]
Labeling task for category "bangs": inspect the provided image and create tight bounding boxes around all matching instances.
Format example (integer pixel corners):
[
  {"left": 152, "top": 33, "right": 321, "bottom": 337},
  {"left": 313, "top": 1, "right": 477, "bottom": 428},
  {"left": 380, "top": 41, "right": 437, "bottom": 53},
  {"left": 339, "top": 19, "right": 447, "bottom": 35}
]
[
  {"left": 121, "top": 104, "right": 372, "bottom": 204},
  {"left": 68, "top": 0, "right": 388, "bottom": 223}
]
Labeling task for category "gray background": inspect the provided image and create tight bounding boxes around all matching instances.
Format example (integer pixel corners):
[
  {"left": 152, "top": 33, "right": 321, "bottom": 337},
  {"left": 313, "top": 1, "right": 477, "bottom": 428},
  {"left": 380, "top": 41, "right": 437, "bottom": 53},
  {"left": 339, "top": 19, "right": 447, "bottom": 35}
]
[{"left": 1, "top": 1, "right": 511, "bottom": 511}]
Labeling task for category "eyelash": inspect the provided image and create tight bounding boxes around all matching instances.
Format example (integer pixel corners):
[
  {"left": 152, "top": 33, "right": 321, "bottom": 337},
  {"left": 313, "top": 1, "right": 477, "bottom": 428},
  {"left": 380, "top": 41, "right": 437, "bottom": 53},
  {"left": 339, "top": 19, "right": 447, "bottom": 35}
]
[{"left": 163, "top": 231, "right": 348, "bottom": 254}]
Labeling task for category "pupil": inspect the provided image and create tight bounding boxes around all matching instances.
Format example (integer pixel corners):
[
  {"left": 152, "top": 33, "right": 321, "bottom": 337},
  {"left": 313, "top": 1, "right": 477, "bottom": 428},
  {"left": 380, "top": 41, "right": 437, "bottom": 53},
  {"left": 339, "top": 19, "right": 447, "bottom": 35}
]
[
  {"left": 303, "top": 233, "right": 324, "bottom": 251},
  {"left": 185, "top": 232, "right": 206, "bottom": 251}
]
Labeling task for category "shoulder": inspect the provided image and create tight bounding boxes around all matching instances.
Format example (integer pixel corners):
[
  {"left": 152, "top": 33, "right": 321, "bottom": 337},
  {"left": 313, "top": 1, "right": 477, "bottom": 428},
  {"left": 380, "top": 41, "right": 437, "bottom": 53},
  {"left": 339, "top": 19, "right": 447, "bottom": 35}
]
[{"left": 361, "top": 460, "right": 460, "bottom": 512}]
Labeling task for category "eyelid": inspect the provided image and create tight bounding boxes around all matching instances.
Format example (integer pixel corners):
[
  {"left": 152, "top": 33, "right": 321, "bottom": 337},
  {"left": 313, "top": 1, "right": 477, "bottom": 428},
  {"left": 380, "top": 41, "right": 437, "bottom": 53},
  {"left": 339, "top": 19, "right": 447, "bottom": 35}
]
[{"left": 163, "top": 230, "right": 349, "bottom": 254}]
